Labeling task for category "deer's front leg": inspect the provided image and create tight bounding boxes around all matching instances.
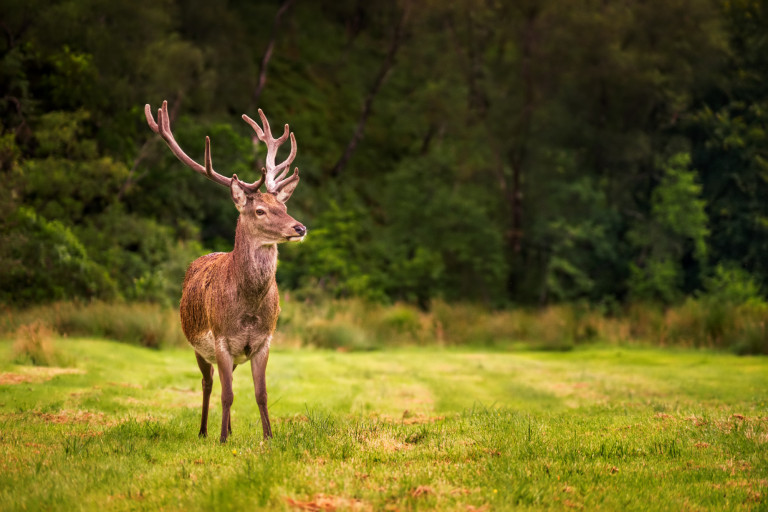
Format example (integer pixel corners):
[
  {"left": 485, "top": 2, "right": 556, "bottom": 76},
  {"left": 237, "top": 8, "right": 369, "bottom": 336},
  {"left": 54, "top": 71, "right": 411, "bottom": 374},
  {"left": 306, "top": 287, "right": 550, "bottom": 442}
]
[
  {"left": 215, "top": 339, "right": 235, "bottom": 443},
  {"left": 250, "top": 345, "right": 272, "bottom": 439},
  {"left": 228, "top": 364, "right": 237, "bottom": 436}
]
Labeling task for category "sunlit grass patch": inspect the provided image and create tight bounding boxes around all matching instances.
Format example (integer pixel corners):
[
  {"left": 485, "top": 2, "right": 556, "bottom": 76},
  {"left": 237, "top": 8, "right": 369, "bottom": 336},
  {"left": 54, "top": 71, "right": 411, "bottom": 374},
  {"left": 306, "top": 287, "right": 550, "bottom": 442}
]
[{"left": 0, "top": 340, "right": 766, "bottom": 511}]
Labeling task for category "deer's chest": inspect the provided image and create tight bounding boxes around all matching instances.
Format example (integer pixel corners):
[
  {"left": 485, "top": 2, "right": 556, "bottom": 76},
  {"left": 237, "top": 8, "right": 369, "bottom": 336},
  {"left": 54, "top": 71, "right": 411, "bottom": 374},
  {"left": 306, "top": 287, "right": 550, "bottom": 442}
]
[
  {"left": 192, "top": 312, "right": 275, "bottom": 365},
  {"left": 230, "top": 316, "right": 272, "bottom": 361}
]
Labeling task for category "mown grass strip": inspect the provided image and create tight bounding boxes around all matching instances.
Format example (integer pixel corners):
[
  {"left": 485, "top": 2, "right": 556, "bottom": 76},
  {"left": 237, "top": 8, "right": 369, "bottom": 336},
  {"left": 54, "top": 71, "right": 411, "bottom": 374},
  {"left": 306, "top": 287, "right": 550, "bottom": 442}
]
[{"left": 0, "top": 340, "right": 766, "bottom": 510}]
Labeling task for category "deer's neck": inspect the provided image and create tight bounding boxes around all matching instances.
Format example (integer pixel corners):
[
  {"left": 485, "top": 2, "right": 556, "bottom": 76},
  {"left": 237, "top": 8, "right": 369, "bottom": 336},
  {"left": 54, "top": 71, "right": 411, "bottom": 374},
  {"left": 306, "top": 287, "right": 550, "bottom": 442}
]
[{"left": 231, "top": 218, "right": 278, "bottom": 301}]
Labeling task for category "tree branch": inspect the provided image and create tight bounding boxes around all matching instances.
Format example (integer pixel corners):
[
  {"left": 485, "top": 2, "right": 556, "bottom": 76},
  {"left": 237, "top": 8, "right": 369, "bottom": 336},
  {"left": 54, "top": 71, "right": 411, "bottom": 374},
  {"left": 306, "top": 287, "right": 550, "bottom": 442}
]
[
  {"left": 330, "top": 1, "right": 410, "bottom": 178},
  {"left": 253, "top": 0, "right": 296, "bottom": 104}
]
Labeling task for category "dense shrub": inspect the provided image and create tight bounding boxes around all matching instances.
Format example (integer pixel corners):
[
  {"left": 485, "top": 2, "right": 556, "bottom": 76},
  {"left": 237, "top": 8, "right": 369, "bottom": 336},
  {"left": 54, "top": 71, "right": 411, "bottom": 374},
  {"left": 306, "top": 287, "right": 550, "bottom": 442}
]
[{"left": 0, "top": 208, "right": 117, "bottom": 305}]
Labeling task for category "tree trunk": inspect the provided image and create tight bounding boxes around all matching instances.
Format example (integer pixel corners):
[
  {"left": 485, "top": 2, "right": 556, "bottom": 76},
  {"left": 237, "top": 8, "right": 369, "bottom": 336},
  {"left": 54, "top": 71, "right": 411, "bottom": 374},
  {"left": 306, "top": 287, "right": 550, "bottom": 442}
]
[{"left": 508, "top": 8, "right": 538, "bottom": 254}]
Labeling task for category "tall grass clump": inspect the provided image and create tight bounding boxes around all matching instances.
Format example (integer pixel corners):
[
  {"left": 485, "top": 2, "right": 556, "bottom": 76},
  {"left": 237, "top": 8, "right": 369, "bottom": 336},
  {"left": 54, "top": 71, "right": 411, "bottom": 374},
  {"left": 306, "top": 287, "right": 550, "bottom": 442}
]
[
  {"left": 1, "top": 301, "right": 185, "bottom": 349},
  {"left": 11, "top": 320, "right": 71, "bottom": 366},
  {"left": 278, "top": 300, "right": 429, "bottom": 349}
]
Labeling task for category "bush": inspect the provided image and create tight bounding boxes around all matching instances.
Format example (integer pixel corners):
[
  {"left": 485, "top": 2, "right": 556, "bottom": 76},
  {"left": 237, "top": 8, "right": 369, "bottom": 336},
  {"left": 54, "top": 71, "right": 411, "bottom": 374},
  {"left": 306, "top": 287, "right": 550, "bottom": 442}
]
[
  {"left": 700, "top": 264, "right": 764, "bottom": 306},
  {"left": 651, "top": 265, "right": 768, "bottom": 353},
  {"left": 0, "top": 207, "right": 117, "bottom": 305}
]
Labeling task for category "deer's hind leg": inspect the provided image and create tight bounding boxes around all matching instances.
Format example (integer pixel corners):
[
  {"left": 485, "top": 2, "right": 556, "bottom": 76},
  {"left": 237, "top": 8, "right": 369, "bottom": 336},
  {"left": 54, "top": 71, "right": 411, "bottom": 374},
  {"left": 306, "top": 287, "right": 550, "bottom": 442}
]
[{"left": 195, "top": 351, "right": 215, "bottom": 438}]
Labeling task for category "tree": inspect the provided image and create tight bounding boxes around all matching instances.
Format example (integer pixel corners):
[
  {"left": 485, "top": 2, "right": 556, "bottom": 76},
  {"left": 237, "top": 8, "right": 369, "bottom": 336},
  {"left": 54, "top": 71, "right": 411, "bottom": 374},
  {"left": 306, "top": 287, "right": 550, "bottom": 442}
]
[
  {"left": 689, "top": 0, "right": 768, "bottom": 287},
  {"left": 628, "top": 154, "right": 709, "bottom": 303}
]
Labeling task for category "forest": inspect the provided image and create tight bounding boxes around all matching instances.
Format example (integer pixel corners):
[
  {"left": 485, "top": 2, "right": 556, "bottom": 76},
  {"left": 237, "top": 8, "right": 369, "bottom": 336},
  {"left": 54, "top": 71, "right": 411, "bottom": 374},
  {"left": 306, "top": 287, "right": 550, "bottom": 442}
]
[
  {"left": 3, "top": 3, "right": 768, "bottom": 507},
  {"left": 1, "top": 0, "right": 767, "bottom": 312}
]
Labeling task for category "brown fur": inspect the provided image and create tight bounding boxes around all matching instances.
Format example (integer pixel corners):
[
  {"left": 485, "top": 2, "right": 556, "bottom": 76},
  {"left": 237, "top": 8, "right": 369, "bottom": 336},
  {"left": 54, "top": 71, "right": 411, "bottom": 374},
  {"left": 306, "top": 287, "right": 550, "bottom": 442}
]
[{"left": 180, "top": 188, "right": 304, "bottom": 442}]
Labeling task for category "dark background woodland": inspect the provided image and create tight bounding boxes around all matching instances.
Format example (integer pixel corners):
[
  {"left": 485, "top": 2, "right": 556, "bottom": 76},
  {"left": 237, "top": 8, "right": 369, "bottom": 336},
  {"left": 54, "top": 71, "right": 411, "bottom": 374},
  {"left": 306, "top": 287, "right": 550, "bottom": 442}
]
[{"left": 1, "top": 0, "right": 767, "bottom": 310}]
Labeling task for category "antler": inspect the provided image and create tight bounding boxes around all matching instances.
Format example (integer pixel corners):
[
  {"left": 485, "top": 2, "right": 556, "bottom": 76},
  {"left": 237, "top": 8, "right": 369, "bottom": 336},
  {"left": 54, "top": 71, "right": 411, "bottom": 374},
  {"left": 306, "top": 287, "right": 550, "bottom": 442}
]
[
  {"left": 242, "top": 109, "right": 299, "bottom": 195},
  {"left": 145, "top": 101, "right": 266, "bottom": 192}
]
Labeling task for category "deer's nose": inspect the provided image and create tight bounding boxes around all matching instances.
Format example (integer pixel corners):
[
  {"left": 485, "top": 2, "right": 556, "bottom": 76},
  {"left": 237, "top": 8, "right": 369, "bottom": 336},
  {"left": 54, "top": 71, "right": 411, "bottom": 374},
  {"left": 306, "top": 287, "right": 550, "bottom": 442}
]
[{"left": 293, "top": 224, "right": 307, "bottom": 236}]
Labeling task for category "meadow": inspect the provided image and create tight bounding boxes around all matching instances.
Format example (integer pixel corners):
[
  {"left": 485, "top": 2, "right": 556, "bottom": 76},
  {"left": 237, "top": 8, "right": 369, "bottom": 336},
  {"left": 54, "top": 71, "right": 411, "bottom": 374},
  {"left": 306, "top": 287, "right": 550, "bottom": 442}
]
[{"left": 1, "top": 333, "right": 766, "bottom": 511}]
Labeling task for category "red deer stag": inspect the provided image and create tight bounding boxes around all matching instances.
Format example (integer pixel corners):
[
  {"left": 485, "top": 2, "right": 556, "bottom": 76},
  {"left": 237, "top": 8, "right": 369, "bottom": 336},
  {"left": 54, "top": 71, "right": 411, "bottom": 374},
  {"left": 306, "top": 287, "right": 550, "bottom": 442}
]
[{"left": 145, "top": 101, "right": 306, "bottom": 443}]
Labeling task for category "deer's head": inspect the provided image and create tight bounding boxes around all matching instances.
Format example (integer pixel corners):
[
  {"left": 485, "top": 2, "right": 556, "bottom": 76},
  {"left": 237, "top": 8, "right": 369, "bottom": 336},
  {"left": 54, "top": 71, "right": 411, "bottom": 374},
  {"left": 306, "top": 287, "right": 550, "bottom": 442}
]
[
  {"left": 145, "top": 101, "right": 306, "bottom": 245},
  {"left": 230, "top": 182, "right": 306, "bottom": 244}
]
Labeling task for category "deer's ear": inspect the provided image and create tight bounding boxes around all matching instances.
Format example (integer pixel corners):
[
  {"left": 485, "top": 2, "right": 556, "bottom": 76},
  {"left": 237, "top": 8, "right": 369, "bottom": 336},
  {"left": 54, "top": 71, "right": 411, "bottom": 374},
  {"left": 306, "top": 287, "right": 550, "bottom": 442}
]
[
  {"left": 230, "top": 176, "right": 248, "bottom": 211},
  {"left": 275, "top": 175, "right": 300, "bottom": 203}
]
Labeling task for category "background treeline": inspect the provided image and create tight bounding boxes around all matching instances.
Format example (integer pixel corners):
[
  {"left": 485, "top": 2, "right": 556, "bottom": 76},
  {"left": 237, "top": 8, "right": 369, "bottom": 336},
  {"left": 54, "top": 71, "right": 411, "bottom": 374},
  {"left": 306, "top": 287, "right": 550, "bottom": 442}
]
[{"left": 1, "top": 0, "right": 767, "bottom": 312}]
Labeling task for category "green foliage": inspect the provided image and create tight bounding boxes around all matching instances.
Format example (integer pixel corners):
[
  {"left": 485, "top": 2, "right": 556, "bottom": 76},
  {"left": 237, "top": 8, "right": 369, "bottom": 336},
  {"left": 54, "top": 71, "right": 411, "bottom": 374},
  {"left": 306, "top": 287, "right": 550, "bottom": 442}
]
[
  {"left": 280, "top": 198, "right": 387, "bottom": 302},
  {"left": 700, "top": 264, "right": 763, "bottom": 306},
  {"left": 628, "top": 154, "right": 709, "bottom": 303},
  {"left": 0, "top": 0, "right": 765, "bottom": 309},
  {"left": 629, "top": 259, "right": 682, "bottom": 304},
  {"left": 381, "top": 148, "right": 507, "bottom": 304},
  {"left": 0, "top": 207, "right": 117, "bottom": 305},
  {"left": 650, "top": 154, "right": 710, "bottom": 262},
  {"left": 76, "top": 207, "right": 206, "bottom": 305},
  {"left": 688, "top": 0, "right": 768, "bottom": 291},
  {"left": 534, "top": 173, "right": 622, "bottom": 302},
  {"left": 303, "top": 319, "right": 374, "bottom": 351}
]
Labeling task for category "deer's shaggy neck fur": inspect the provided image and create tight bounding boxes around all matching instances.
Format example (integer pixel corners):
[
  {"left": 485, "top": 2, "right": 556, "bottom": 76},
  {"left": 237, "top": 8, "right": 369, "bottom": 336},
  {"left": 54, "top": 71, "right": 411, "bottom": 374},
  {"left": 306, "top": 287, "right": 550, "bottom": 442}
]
[{"left": 231, "top": 217, "right": 278, "bottom": 303}]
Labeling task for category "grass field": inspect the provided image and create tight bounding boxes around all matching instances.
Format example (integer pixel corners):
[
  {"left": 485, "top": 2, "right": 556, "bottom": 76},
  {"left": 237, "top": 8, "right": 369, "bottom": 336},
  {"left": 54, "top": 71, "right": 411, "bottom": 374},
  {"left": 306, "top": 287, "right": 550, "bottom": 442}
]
[{"left": 0, "top": 339, "right": 766, "bottom": 511}]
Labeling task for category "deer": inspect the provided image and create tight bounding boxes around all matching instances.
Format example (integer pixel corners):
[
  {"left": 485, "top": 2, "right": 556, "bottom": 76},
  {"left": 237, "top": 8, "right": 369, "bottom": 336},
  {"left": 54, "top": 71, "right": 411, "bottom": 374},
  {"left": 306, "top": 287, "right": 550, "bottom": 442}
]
[{"left": 144, "top": 100, "right": 306, "bottom": 443}]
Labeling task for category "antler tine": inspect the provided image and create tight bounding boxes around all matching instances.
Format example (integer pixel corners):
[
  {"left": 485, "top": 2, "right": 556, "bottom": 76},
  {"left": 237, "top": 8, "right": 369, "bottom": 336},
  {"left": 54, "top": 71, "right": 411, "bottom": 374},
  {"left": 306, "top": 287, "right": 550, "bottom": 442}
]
[
  {"left": 258, "top": 109, "right": 273, "bottom": 140},
  {"left": 242, "top": 113, "right": 264, "bottom": 139},
  {"left": 144, "top": 104, "right": 159, "bottom": 133},
  {"left": 204, "top": 136, "right": 213, "bottom": 178},
  {"left": 273, "top": 132, "right": 297, "bottom": 174},
  {"left": 240, "top": 168, "right": 267, "bottom": 193},
  {"left": 242, "top": 110, "right": 298, "bottom": 194},
  {"left": 145, "top": 101, "right": 232, "bottom": 189}
]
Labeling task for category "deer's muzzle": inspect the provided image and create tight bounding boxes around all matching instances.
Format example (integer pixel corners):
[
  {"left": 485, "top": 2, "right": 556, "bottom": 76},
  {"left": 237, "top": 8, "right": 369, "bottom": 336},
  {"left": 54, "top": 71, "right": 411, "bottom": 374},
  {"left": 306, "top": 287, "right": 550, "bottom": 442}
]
[{"left": 287, "top": 224, "right": 307, "bottom": 241}]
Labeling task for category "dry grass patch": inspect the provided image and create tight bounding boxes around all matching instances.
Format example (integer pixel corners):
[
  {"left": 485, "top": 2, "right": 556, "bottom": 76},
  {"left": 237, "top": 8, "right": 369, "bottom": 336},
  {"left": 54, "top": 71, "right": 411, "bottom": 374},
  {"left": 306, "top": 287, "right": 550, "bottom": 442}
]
[
  {"left": 285, "top": 493, "right": 371, "bottom": 511},
  {"left": 0, "top": 366, "right": 83, "bottom": 385},
  {"left": 0, "top": 372, "right": 36, "bottom": 385},
  {"left": 32, "top": 409, "right": 110, "bottom": 425}
]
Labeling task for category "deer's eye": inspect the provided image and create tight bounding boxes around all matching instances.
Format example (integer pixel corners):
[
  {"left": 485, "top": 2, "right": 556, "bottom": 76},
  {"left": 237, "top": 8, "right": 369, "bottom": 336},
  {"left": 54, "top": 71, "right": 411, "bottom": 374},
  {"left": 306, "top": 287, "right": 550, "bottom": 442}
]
[{"left": 256, "top": 208, "right": 266, "bottom": 216}]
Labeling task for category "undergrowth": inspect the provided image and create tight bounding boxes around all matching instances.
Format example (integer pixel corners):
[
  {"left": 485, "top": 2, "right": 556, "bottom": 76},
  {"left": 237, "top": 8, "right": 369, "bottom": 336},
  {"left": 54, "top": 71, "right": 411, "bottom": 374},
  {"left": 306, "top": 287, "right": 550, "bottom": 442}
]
[
  {"left": 0, "top": 302, "right": 185, "bottom": 349},
  {"left": 0, "top": 297, "right": 766, "bottom": 354}
]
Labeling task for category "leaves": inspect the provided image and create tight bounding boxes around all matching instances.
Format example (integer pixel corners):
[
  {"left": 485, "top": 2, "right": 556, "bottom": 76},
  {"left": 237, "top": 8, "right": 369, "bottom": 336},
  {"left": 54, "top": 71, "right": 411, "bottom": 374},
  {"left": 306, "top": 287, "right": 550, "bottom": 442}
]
[{"left": 0, "top": 0, "right": 766, "bottom": 307}]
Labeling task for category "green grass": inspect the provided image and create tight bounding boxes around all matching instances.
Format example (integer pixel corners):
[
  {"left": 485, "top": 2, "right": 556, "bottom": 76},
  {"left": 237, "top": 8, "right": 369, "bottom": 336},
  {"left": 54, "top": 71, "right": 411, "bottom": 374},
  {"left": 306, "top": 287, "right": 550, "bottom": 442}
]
[{"left": 0, "top": 340, "right": 766, "bottom": 511}]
